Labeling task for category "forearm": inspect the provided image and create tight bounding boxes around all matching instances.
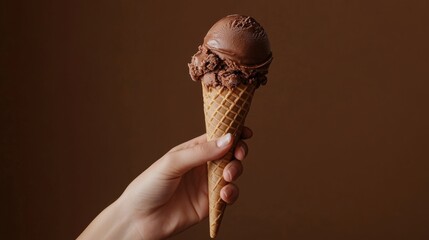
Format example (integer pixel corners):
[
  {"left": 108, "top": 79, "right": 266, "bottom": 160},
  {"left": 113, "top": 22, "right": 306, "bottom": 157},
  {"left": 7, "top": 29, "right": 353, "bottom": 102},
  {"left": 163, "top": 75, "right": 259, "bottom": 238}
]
[{"left": 77, "top": 198, "right": 141, "bottom": 240}]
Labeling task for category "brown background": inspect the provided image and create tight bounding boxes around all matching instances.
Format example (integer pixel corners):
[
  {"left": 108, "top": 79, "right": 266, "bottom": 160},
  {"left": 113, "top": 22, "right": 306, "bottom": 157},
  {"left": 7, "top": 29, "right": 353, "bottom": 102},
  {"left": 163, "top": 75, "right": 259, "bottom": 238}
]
[{"left": 1, "top": 0, "right": 429, "bottom": 239}]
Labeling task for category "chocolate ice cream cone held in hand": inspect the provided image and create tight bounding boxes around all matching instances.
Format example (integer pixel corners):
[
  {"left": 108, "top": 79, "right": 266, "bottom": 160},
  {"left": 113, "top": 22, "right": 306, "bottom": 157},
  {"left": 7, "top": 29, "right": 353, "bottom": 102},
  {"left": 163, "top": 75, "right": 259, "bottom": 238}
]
[{"left": 188, "top": 14, "right": 273, "bottom": 238}]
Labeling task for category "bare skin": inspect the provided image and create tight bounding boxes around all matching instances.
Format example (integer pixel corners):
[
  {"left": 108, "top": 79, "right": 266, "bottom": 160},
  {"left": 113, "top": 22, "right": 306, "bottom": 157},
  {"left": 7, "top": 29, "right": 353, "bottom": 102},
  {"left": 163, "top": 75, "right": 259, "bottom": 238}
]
[{"left": 78, "top": 127, "right": 252, "bottom": 240}]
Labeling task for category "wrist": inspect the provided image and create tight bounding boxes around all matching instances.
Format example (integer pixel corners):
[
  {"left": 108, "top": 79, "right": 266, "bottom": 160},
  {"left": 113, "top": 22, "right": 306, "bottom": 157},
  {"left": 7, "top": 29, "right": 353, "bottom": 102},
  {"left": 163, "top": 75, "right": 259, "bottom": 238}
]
[
  {"left": 78, "top": 197, "right": 142, "bottom": 240},
  {"left": 111, "top": 198, "right": 143, "bottom": 240}
]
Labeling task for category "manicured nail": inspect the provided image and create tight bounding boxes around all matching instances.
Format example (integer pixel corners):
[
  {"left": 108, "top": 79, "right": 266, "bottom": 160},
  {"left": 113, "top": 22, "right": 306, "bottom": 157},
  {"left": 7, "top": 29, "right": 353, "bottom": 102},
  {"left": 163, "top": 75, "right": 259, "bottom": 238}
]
[
  {"left": 227, "top": 167, "right": 237, "bottom": 182},
  {"left": 217, "top": 133, "right": 232, "bottom": 148},
  {"left": 240, "top": 147, "right": 246, "bottom": 159},
  {"left": 236, "top": 142, "right": 246, "bottom": 159},
  {"left": 222, "top": 187, "right": 232, "bottom": 199}
]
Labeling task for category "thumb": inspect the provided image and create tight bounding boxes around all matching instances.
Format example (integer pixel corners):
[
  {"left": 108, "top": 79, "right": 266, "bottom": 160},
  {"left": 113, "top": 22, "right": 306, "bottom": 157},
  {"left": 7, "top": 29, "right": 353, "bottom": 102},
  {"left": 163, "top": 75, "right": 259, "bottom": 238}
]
[{"left": 158, "top": 133, "right": 233, "bottom": 177}]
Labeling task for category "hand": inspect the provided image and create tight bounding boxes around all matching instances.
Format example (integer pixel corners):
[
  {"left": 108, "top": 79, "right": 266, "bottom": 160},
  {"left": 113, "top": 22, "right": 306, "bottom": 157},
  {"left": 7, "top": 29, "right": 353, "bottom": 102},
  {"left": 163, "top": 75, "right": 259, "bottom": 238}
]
[{"left": 78, "top": 127, "right": 252, "bottom": 240}]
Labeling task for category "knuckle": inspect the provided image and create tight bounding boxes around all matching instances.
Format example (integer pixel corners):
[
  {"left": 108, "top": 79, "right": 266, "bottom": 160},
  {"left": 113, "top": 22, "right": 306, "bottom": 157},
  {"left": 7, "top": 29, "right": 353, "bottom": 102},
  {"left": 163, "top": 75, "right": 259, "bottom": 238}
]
[
  {"left": 193, "top": 143, "right": 208, "bottom": 155},
  {"left": 160, "top": 153, "right": 177, "bottom": 167},
  {"left": 169, "top": 146, "right": 179, "bottom": 152}
]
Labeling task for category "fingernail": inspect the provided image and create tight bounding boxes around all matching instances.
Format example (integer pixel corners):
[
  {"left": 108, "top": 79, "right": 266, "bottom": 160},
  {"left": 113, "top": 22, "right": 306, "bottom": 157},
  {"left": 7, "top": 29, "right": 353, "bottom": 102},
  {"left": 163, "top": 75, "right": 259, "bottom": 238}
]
[
  {"left": 227, "top": 170, "right": 233, "bottom": 182},
  {"left": 236, "top": 142, "right": 246, "bottom": 159},
  {"left": 222, "top": 187, "right": 232, "bottom": 199},
  {"left": 240, "top": 147, "right": 246, "bottom": 159},
  {"left": 217, "top": 133, "right": 232, "bottom": 148}
]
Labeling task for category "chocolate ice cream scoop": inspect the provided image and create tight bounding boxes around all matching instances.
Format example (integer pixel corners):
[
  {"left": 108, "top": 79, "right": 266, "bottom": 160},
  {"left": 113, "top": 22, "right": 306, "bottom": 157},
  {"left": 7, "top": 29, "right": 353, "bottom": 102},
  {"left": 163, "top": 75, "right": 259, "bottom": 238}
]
[
  {"left": 204, "top": 14, "right": 272, "bottom": 66},
  {"left": 189, "top": 14, "right": 273, "bottom": 89}
]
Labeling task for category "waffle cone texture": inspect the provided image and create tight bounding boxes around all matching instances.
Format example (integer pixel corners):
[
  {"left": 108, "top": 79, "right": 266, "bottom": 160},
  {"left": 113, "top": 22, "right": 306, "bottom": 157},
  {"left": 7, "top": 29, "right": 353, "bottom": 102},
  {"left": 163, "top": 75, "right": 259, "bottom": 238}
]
[{"left": 202, "top": 83, "right": 256, "bottom": 238}]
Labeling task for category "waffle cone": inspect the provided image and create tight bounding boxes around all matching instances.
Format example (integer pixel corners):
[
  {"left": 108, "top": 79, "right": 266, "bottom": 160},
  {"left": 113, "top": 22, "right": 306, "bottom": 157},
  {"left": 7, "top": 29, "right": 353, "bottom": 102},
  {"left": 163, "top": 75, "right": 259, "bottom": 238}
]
[{"left": 202, "top": 83, "right": 256, "bottom": 238}]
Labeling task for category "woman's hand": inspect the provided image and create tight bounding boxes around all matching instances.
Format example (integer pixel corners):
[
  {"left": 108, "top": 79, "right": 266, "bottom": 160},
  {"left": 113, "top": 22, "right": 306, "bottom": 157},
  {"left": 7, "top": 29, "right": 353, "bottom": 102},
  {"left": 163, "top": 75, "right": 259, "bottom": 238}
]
[{"left": 78, "top": 127, "right": 252, "bottom": 240}]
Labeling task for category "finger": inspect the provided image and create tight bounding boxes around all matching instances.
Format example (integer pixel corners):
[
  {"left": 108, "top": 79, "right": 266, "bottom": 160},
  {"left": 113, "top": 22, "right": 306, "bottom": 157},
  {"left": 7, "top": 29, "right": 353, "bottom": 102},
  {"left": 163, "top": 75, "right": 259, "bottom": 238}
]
[
  {"left": 159, "top": 133, "right": 234, "bottom": 177},
  {"left": 234, "top": 141, "right": 248, "bottom": 161},
  {"left": 241, "top": 127, "right": 253, "bottom": 140},
  {"left": 220, "top": 183, "right": 239, "bottom": 204},
  {"left": 168, "top": 134, "right": 208, "bottom": 153},
  {"left": 169, "top": 126, "right": 251, "bottom": 153},
  {"left": 223, "top": 160, "right": 243, "bottom": 182}
]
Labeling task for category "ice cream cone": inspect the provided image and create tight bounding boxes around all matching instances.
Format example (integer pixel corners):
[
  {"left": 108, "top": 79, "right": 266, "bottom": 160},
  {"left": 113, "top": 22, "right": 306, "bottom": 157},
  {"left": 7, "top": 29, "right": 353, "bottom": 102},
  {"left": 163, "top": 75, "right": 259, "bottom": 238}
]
[
  {"left": 189, "top": 14, "right": 272, "bottom": 238},
  {"left": 202, "top": 82, "right": 256, "bottom": 238}
]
